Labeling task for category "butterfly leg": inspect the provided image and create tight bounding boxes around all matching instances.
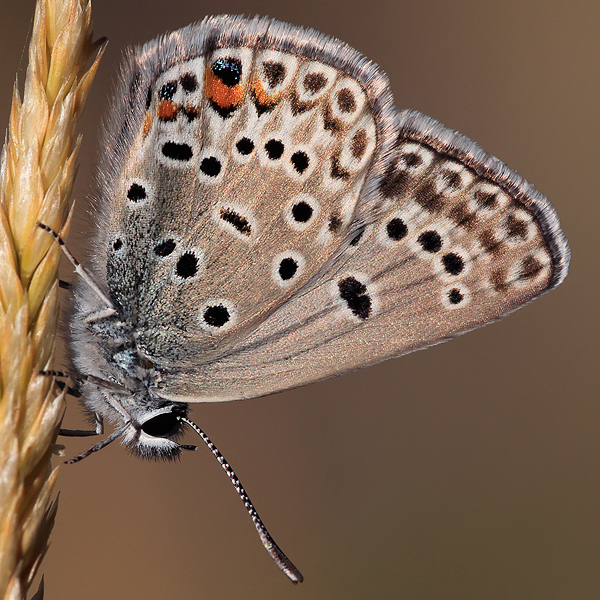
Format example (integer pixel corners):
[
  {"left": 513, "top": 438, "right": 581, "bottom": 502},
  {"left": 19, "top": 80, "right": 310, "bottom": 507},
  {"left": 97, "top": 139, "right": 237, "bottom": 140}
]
[
  {"left": 38, "top": 369, "right": 105, "bottom": 437},
  {"left": 54, "top": 378, "right": 82, "bottom": 397},
  {"left": 59, "top": 413, "right": 104, "bottom": 438}
]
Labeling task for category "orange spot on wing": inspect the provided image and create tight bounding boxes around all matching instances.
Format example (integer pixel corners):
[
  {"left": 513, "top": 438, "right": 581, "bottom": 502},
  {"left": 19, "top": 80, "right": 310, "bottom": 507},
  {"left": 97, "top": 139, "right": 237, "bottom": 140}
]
[
  {"left": 142, "top": 112, "right": 152, "bottom": 137},
  {"left": 183, "top": 104, "right": 199, "bottom": 120},
  {"left": 205, "top": 69, "right": 245, "bottom": 109},
  {"left": 157, "top": 100, "right": 178, "bottom": 121},
  {"left": 251, "top": 77, "right": 281, "bottom": 109}
]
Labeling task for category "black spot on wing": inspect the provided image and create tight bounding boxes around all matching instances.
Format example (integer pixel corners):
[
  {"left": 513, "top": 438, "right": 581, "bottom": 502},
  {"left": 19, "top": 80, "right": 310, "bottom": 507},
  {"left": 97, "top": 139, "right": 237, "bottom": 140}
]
[
  {"left": 220, "top": 208, "right": 252, "bottom": 236},
  {"left": 338, "top": 277, "right": 372, "bottom": 320}
]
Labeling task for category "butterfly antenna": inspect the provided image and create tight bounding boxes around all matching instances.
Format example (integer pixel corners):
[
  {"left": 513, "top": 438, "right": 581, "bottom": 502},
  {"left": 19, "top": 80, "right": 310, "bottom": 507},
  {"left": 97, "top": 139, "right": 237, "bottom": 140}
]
[
  {"left": 64, "top": 425, "right": 127, "bottom": 464},
  {"left": 36, "top": 222, "right": 117, "bottom": 314},
  {"left": 40, "top": 369, "right": 130, "bottom": 395},
  {"left": 180, "top": 417, "right": 304, "bottom": 584}
]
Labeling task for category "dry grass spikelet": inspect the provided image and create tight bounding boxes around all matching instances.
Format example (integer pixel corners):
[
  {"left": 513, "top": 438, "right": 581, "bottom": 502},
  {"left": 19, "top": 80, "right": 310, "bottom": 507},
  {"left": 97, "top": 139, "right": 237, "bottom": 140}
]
[{"left": 0, "top": 0, "right": 103, "bottom": 597}]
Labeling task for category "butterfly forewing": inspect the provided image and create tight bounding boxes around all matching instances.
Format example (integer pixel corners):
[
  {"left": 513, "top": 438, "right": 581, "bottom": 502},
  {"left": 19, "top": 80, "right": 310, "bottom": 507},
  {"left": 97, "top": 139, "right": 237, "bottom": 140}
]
[{"left": 102, "top": 23, "right": 382, "bottom": 366}]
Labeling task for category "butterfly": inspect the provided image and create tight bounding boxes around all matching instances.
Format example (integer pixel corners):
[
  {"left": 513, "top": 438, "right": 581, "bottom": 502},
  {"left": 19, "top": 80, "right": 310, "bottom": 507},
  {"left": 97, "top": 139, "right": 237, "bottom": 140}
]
[{"left": 42, "top": 14, "right": 569, "bottom": 584}]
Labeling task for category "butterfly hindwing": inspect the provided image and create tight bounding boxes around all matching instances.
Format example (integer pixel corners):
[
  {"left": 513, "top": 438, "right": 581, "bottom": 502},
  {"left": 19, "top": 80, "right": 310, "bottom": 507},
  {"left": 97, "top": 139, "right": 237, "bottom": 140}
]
[{"left": 156, "top": 111, "right": 568, "bottom": 402}]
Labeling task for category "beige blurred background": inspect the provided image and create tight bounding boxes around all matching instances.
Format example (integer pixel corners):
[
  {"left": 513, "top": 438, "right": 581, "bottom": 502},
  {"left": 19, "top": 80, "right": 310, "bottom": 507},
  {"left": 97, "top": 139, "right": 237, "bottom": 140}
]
[{"left": 1, "top": 1, "right": 598, "bottom": 599}]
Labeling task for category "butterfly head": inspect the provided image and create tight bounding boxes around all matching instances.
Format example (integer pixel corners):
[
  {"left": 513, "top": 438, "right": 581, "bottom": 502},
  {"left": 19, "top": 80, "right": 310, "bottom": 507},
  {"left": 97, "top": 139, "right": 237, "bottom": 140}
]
[
  {"left": 121, "top": 401, "right": 195, "bottom": 460},
  {"left": 74, "top": 379, "right": 196, "bottom": 463}
]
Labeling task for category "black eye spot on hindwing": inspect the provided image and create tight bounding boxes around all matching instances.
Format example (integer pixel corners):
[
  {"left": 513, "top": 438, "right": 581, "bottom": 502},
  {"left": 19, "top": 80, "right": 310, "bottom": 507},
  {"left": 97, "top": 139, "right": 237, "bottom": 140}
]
[{"left": 338, "top": 276, "right": 372, "bottom": 320}]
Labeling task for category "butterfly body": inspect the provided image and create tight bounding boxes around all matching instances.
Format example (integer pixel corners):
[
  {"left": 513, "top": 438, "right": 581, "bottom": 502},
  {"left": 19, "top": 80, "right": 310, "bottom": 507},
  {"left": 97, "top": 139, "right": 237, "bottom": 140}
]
[{"left": 69, "top": 15, "right": 569, "bottom": 459}]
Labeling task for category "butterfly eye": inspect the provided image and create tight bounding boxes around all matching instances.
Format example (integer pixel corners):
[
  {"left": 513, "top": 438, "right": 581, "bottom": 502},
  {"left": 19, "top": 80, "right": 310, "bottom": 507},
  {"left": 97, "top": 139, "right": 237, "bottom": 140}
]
[
  {"left": 141, "top": 412, "right": 181, "bottom": 438},
  {"left": 442, "top": 284, "right": 471, "bottom": 310},
  {"left": 284, "top": 195, "right": 319, "bottom": 231},
  {"left": 199, "top": 300, "right": 237, "bottom": 331},
  {"left": 279, "top": 258, "right": 298, "bottom": 280},
  {"left": 272, "top": 251, "right": 305, "bottom": 287},
  {"left": 338, "top": 276, "right": 372, "bottom": 320},
  {"left": 448, "top": 288, "right": 464, "bottom": 304}
]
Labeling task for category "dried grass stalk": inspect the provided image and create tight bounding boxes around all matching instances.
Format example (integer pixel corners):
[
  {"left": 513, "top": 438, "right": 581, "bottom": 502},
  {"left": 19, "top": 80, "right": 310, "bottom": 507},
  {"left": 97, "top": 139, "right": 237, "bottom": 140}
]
[{"left": 0, "top": 1, "right": 103, "bottom": 597}]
